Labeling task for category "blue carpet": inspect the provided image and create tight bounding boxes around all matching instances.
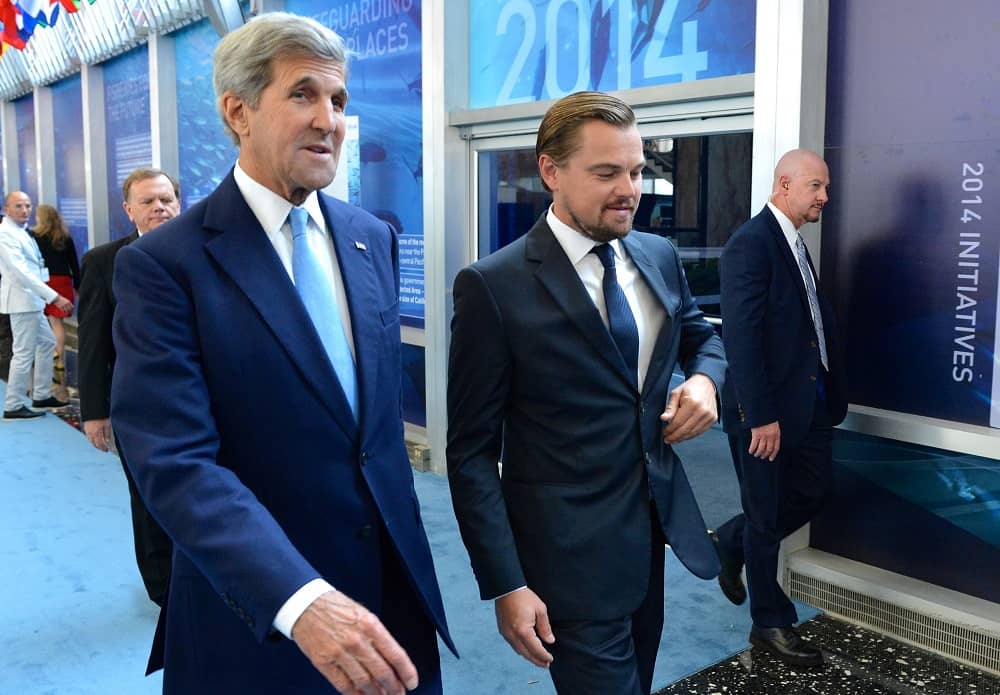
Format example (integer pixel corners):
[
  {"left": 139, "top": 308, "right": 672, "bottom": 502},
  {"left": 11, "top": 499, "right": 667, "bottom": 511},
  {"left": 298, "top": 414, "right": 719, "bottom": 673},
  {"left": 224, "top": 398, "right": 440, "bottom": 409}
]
[{"left": 0, "top": 379, "right": 818, "bottom": 693}]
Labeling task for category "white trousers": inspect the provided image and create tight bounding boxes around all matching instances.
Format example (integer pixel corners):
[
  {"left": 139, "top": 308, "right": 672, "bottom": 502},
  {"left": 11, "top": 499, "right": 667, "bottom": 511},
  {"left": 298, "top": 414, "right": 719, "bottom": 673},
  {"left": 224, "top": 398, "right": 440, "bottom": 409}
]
[{"left": 5, "top": 310, "right": 55, "bottom": 411}]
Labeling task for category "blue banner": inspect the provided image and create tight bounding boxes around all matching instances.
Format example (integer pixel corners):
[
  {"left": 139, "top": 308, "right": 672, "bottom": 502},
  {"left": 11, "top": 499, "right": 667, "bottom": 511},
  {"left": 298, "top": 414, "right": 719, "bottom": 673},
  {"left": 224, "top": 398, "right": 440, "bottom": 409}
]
[
  {"left": 52, "top": 76, "right": 88, "bottom": 261},
  {"left": 103, "top": 46, "right": 152, "bottom": 241},
  {"left": 470, "top": 0, "right": 755, "bottom": 108},
  {"left": 14, "top": 95, "right": 37, "bottom": 207},
  {"left": 173, "top": 19, "right": 238, "bottom": 210},
  {"left": 822, "top": 0, "right": 999, "bottom": 429},
  {"left": 287, "top": 0, "right": 425, "bottom": 326}
]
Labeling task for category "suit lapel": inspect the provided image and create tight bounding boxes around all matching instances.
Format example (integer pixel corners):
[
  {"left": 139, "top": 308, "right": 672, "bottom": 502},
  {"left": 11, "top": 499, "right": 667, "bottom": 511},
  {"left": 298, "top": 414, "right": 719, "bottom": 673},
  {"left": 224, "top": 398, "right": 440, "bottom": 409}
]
[
  {"left": 763, "top": 207, "right": 812, "bottom": 316},
  {"left": 202, "top": 174, "right": 357, "bottom": 439},
  {"left": 527, "top": 217, "right": 634, "bottom": 388},
  {"left": 318, "top": 194, "right": 378, "bottom": 430}
]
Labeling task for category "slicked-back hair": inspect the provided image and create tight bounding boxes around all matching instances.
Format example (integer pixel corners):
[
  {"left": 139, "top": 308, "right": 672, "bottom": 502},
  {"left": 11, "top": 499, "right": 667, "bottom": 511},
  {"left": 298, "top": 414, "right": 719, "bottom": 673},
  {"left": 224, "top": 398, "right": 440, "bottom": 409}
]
[
  {"left": 213, "top": 12, "right": 349, "bottom": 146},
  {"left": 535, "top": 91, "right": 637, "bottom": 192},
  {"left": 122, "top": 168, "right": 180, "bottom": 203}
]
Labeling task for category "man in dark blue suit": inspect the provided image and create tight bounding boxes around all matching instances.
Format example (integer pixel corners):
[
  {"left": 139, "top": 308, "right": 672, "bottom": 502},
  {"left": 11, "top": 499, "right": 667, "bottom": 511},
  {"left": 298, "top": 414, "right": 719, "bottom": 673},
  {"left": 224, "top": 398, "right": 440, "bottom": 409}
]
[
  {"left": 447, "top": 91, "right": 726, "bottom": 694},
  {"left": 110, "top": 13, "right": 452, "bottom": 694},
  {"left": 713, "top": 149, "right": 848, "bottom": 666}
]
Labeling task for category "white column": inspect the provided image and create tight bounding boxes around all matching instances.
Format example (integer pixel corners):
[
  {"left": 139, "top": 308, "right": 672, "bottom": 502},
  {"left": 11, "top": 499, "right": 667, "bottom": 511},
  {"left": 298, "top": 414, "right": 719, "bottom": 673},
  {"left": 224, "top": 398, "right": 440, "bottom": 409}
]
[
  {"left": 752, "top": 0, "right": 829, "bottom": 268},
  {"left": 149, "top": 32, "right": 179, "bottom": 178},
  {"left": 752, "top": 0, "right": 830, "bottom": 576},
  {"left": 2, "top": 100, "right": 20, "bottom": 192},
  {"left": 422, "top": 0, "right": 472, "bottom": 474},
  {"left": 34, "top": 86, "right": 57, "bottom": 205},
  {"left": 81, "top": 63, "right": 109, "bottom": 250}
]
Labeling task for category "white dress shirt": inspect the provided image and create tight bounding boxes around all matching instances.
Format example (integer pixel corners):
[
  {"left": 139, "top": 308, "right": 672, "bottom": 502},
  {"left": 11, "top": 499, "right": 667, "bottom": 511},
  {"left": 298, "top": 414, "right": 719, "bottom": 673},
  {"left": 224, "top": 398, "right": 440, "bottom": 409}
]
[
  {"left": 232, "top": 163, "right": 352, "bottom": 638},
  {"left": 546, "top": 207, "right": 665, "bottom": 391},
  {"left": 234, "top": 162, "right": 356, "bottom": 359}
]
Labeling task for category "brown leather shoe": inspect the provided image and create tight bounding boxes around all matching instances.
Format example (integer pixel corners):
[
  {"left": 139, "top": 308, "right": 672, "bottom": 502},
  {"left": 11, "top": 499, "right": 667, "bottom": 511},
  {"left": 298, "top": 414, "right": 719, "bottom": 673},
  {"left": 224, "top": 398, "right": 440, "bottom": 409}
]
[{"left": 750, "top": 625, "right": 824, "bottom": 666}]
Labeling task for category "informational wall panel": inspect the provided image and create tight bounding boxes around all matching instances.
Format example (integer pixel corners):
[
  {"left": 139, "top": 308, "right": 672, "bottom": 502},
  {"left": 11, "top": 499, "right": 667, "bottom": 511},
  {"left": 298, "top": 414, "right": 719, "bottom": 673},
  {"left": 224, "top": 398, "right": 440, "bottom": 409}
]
[
  {"left": 287, "top": 0, "right": 426, "bottom": 326},
  {"left": 103, "top": 46, "right": 152, "bottom": 240},
  {"left": 823, "top": 0, "right": 1000, "bottom": 429}
]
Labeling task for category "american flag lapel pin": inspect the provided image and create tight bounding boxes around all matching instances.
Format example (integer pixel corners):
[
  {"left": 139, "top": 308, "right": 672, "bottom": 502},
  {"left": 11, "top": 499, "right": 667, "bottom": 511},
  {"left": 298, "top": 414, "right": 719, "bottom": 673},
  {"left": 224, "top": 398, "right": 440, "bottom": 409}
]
[{"left": 355, "top": 240, "right": 368, "bottom": 252}]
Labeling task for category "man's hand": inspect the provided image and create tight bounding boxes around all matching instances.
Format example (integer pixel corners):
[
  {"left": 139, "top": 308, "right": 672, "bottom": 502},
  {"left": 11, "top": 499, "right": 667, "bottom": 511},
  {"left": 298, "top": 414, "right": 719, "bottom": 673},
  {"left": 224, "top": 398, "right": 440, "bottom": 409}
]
[
  {"left": 83, "top": 418, "right": 113, "bottom": 452},
  {"left": 495, "top": 588, "right": 555, "bottom": 668},
  {"left": 749, "top": 421, "right": 781, "bottom": 461},
  {"left": 292, "top": 590, "right": 418, "bottom": 695},
  {"left": 661, "top": 374, "right": 718, "bottom": 444},
  {"left": 52, "top": 295, "right": 73, "bottom": 314}
]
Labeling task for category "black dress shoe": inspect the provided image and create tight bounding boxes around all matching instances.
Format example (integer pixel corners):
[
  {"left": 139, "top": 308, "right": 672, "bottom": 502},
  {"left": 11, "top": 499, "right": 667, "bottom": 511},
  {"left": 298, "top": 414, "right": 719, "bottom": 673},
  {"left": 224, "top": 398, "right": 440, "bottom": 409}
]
[
  {"left": 32, "top": 396, "right": 69, "bottom": 408},
  {"left": 3, "top": 405, "right": 45, "bottom": 420},
  {"left": 709, "top": 530, "right": 746, "bottom": 605},
  {"left": 750, "top": 625, "right": 824, "bottom": 666}
]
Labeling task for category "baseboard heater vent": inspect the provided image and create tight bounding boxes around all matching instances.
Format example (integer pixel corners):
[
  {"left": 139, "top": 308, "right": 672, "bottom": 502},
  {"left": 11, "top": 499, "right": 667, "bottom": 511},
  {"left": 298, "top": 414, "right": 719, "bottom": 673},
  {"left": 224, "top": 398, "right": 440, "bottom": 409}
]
[{"left": 788, "top": 570, "right": 1000, "bottom": 677}]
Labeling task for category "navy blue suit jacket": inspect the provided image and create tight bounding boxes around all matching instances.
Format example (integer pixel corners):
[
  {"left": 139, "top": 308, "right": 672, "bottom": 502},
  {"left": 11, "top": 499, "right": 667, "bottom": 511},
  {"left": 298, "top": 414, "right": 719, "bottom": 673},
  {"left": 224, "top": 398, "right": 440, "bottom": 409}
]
[
  {"left": 110, "top": 172, "right": 453, "bottom": 692},
  {"left": 719, "top": 206, "right": 848, "bottom": 446},
  {"left": 447, "top": 216, "right": 726, "bottom": 621}
]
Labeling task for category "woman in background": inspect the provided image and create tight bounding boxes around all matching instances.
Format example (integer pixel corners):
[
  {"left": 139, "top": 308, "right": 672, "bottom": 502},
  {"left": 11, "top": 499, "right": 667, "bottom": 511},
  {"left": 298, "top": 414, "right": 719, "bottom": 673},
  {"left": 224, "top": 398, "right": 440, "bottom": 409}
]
[{"left": 32, "top": 204, "right": 79, "bottom": 371}]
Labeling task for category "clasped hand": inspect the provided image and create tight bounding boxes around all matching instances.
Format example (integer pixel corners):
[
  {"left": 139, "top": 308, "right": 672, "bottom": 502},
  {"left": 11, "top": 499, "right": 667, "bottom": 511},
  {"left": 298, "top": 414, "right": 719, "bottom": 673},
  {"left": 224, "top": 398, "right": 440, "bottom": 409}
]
[{"left": 660, "top": 374, "right": 718, "bottom": 444}]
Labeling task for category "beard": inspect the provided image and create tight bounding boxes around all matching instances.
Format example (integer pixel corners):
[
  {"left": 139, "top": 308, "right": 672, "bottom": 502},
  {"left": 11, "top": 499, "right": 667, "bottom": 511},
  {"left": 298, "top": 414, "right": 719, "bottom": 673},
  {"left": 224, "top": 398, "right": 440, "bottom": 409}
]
[{"left": 568, "top": 200, "right": 636, "bottom": 243}]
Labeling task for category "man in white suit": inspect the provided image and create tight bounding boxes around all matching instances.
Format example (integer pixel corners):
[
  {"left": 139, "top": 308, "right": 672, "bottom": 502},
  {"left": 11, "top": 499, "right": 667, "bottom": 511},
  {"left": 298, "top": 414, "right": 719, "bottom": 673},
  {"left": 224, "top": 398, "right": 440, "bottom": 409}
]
[{"left": 0, "top": 191, "right": 73, "bottom": 419}]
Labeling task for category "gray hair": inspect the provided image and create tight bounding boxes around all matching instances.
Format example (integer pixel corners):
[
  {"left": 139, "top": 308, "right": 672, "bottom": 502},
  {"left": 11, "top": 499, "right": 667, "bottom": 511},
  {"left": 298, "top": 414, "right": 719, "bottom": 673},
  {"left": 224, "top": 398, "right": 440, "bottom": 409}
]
[{"left": 213, "top": 12, "right": 349, "bottom": 146}]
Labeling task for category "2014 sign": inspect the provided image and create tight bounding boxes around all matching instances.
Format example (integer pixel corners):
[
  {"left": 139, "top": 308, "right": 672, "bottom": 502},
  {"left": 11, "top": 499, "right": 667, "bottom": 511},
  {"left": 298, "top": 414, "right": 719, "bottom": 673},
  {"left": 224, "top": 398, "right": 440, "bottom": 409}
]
[{"left": 470, "top": 0, "right": 755, "bottom": 109}]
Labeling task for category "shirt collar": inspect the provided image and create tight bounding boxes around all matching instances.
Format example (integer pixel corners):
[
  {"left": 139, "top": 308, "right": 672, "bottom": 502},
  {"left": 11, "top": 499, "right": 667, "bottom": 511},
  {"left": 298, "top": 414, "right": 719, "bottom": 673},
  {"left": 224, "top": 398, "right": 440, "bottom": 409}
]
[
  {"left": 233, "top": 162, "right": 325, "bottom": 235},
  {"left": 766, "top": 200, "right": 801, "bottom": 247},
  {"left": 546, "top": 205, "right": 626, "bottom": 266}
]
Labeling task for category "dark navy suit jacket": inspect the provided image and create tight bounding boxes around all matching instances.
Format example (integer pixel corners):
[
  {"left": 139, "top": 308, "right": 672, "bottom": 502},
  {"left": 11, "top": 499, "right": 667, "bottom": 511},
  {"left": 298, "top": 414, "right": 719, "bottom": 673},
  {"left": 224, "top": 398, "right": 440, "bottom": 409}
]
[
  {"left": 719, "top": 206, "right": 848, "bottom": 446},
  {"left": 447, "top": 216, "right": 726, "bottom": 621},
  {"left": 110, "top": 171, "right": 453, "bottom": 693}
]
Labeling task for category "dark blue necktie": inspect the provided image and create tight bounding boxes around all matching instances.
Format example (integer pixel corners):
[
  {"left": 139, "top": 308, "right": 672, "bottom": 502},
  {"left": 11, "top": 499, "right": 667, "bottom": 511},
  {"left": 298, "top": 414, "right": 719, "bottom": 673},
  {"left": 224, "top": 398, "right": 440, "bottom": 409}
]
[{"left": 591, "top": 243, "right": 639, "bottom": 382}]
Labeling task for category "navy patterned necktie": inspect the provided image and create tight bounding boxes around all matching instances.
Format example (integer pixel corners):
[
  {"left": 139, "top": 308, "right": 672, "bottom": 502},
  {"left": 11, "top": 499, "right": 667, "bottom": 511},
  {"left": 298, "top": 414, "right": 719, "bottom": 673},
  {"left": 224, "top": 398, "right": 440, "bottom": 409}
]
[{"left": 591, "top": 243, "right": 639, "bottom": 382}]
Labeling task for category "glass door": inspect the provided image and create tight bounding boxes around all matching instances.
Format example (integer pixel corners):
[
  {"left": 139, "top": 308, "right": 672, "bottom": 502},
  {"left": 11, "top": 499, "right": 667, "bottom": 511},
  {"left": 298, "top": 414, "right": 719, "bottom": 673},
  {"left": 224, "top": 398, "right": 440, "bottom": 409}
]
[{"left": 472, "top": 126, "right": 753, "bottom": 318}]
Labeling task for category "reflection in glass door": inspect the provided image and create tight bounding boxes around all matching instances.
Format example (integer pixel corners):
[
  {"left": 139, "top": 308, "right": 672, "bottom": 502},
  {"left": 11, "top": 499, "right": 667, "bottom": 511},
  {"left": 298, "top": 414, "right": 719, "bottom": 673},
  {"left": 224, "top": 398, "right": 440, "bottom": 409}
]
[{"left": 476, "top": 132, "right": 752, "bottom": 317}]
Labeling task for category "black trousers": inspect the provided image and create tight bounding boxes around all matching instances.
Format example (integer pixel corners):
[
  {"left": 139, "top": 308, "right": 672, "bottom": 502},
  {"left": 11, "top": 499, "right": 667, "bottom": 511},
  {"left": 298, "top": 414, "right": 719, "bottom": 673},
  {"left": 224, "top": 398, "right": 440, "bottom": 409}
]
[
  {"left": 716, "top": 395, "right": 833, "bottom": 628},
  {"left": 547, "top": 506, "right": 666, "bottom": 695},
  {"left": 118, "top": 445, "right": 173, "bottom": 606}
]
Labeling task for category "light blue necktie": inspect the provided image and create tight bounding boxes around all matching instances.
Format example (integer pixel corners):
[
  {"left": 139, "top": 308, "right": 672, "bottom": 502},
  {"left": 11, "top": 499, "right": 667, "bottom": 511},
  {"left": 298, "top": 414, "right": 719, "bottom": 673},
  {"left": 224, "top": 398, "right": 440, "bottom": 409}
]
[
  {"left": 288, "top": 206, "right": 359, "bottom": 419},
  {"left": 795, "top": 235, "right": 829, "bottom": 370}
]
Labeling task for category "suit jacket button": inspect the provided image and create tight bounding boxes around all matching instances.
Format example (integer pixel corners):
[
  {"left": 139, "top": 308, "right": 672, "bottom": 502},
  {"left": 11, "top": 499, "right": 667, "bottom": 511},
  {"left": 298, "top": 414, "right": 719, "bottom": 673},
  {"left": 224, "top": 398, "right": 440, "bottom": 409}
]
[
  {"left": 809, "top": 375, "right": 817, "bottom": 382},
  {"left": 358, "top": 524, "right": 373, "bottom": 539},
  {"left": 644, "top": 452, "right": 652, "bottom": 465},
  {"left": 360, "top": 451, "right": 368, "bottom": 465},
  {"left": 811, "top": 340, "right": 817, "bottom": 348}
]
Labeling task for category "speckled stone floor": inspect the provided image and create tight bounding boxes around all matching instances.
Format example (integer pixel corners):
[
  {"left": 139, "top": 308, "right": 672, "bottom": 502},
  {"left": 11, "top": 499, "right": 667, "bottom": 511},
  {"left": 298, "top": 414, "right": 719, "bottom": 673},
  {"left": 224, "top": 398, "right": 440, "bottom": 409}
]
[{"left": 655, "top": 614, "right": 1000, "bottom": 695}]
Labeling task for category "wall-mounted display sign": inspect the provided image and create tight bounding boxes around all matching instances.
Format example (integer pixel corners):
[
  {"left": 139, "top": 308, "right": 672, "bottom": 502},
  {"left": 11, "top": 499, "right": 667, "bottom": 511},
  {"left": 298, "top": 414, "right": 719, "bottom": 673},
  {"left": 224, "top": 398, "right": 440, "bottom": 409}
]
[
  {"left": 102, "top": 46, "right": 152, "bottom": 241},
  {"left": 288, "top": 0, "right": 426, "bottom": 326},
  {"left": 470, "top": 0, "right": 755, "bottom": 108},
  {"left": 52, "top": 76, "right": 88, "bottom": 260},
  {"left": 822, "top": 0, "right": 999, "bottom": 430},
  {"left": 14, "top": 95, "right": 36, "bottom": 205}
]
